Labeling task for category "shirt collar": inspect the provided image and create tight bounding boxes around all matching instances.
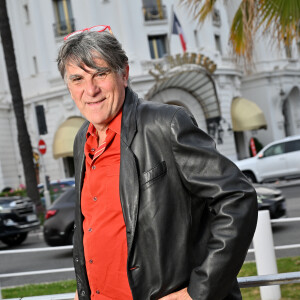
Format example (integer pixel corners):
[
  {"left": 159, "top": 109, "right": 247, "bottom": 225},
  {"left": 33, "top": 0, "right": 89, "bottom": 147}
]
[{"left": 86, "top": 107, "right": 122, "bottom": 139}]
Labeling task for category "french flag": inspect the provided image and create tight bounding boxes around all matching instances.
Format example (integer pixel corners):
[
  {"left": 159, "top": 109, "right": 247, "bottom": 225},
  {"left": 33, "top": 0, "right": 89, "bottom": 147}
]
[{"left": 172, "top": 11, "right": 187, "bottom": 52}]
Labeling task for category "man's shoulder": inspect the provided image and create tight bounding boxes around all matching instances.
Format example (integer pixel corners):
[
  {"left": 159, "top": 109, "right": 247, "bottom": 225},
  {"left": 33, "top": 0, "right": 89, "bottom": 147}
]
[{"left": 137, "top": 99, "right": 184, "bottom": 120}]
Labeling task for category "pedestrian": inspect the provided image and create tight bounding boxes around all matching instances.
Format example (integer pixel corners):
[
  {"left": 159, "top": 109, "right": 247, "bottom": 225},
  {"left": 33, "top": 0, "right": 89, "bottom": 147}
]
[{"left": 57, "top": 25, "right": 258, "bottom": 300}]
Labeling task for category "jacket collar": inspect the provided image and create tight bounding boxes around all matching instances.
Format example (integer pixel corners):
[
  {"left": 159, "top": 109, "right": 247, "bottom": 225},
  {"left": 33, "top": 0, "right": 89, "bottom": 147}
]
[{"left": 121, "top": 87, "right": 138, "bottom": 146}]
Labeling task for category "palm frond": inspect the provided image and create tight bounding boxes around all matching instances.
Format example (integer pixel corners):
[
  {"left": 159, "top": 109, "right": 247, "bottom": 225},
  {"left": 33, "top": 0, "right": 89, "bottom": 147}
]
[
  {"left": 181, "top": 0, "right": 218, "bottom": 23},
  {"left": 258, "top": 0, "right": 300, "bottom": 45},
  {"left": 230, "top": 0, "right": 256, "bottom": 64}
]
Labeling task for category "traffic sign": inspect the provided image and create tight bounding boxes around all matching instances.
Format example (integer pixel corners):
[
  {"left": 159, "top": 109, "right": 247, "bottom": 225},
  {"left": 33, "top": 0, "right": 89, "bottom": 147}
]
[{"left": 38, "top": 139, "right": 47, "bottom": 155}]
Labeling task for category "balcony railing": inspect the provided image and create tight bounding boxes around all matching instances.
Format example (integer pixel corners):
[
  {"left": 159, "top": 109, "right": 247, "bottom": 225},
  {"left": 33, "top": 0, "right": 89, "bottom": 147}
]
[
  {"left": 143, "top": 5, "right": 167, "bottom": 21},
  {"left": 53, "top": 18, "right": 75, "bottom": 38}
]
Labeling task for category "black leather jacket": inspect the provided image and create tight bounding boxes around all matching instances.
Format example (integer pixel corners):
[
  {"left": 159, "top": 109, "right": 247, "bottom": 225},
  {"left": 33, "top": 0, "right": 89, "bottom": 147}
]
[{"left": 73, "top": 87, "right": 257, "bottom": 300}]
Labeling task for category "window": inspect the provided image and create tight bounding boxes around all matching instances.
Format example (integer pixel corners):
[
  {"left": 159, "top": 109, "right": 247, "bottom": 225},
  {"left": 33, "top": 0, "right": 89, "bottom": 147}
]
[
  {"left": 142, "top": 0, "right": 167, "bottom": 21},
  {"left": 33, "top": 56, "right": 38, "bottom": 75},
  {"left": 212, "top": 8, "right": 221, "bottom": 27},
  {"left": 285, "top": 140, "right": 300, "bottom": 153},
  {"left": 285, "top": 45, "right": 292, "bottom": 58},
  {"left": 23, "top": 4, "right": 30, "bottom": 24},
  {"left": 148, "top": 35, "right": 167, "bottom": 59},
  {"left": 284, "top": 37, "right": 292, "bottom": 58},
  {"left": 194, "top": 29, "right": 200, "bottom": 48},
  {"left": 264, "top": 143, "right": 285, "bottom": 157},
  {"left": 63, "top": 156, "right": 75, "bottom": 177},
  {"left": 53, "top": 0, "right": 75, "bottom": 37},
  {"left": 214, "top": 34, "right": 222, "bottom": 54}
]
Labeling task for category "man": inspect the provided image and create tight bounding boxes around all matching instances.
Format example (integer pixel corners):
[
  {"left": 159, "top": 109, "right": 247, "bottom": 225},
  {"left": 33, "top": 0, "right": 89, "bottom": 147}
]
[{"left": 57, "top": 25, "right": 257, "bottom": 300}]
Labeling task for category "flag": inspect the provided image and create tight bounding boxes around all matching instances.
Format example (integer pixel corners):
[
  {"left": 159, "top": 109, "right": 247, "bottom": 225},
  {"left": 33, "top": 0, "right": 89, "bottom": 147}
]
[{"left": 172, "top": 11, "right": 187, "bottom": 52}]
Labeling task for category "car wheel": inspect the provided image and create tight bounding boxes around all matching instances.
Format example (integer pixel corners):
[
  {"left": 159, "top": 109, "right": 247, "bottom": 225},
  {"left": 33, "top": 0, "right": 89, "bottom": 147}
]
[
  {"left": 1, "top": 232, "right": 28, "bottom": 246},
  {"left": 243, "top": 171, "right": 257, "bottom": 183}
]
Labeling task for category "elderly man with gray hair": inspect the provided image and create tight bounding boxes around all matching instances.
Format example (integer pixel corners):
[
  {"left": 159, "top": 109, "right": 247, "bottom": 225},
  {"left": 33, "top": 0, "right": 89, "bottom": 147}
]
[{"left": 57, "top": 25, "right": 257, "bottom": 300}]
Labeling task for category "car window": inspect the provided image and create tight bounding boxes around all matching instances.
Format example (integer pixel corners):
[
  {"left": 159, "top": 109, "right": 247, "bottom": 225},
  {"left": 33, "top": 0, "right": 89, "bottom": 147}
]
[
  {"left": 285, "top": 139, "right": 300, "bottom": 153},
  {"left": 50, "top": 183, "right": 73, "bottom": 202},
  {"left": 263, "top": 143, "right": 285, "bottom": 157},
  {"left": 53, "top": 187, "right": 76, "bottom": 205}
]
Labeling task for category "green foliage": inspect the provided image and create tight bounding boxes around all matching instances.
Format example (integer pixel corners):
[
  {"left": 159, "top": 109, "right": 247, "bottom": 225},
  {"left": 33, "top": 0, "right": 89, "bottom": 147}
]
[
  {"left": 0, "top": 188, "right": 27, "bottom": 197},
  {"left": 2, "top": 257, "right": 300, "bottom": 299},
  {"left": 238, "top": 257, "right": 300, "bottom": 299},
  {"left": 1, "top": 280, "right": 77, "bottom": 299},
  {"left": 181, "top": 0, "right": 300, "bottom": 66}
]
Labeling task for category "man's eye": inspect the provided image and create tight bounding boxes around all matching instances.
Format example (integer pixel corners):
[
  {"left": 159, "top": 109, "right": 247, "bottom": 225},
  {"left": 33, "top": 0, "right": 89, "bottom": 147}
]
[
  {"left": 96, "top": 72, "right": 108, "bottom": 78},
  {"left": 71, "top": 77, "right": 82, "bottom": 83}
]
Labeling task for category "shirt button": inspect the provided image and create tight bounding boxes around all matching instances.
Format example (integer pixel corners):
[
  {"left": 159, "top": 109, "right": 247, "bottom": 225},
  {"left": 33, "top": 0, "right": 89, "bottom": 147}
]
[
  {"left": 92, "top": 165, "right": 96, "bottom": 170},
  {"left": 88, "top": 228, "right": 92, "bottom": 232},
  {"left": 93, "top": 196, "right": 97, "bottom": 201},
  {"left": 96, "top": 290, "right": 100, "bottom": 294},
  {"left": 89, "top": 259, "right": 93, "bottom": 264},
  {"left": 91, "top": 148, "right": 95, "bottom": 152}
]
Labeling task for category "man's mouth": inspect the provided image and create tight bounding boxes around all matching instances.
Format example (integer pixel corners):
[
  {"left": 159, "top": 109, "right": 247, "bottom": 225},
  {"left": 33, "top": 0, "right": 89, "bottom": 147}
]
[{"left": 86, "top": 98, "right": 106, "bottom": 105}]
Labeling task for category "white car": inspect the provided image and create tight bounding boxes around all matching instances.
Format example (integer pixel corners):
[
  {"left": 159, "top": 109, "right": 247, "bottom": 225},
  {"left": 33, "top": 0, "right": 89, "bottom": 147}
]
[{"left": 235, "top": 135, "right": 300, "bottom": 183}]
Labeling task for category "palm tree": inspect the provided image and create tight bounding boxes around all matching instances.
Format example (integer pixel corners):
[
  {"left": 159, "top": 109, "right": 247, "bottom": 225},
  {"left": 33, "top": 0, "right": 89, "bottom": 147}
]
[
  {"left": 181, "top": 0, "right": 300, "bottom": 65},
  {"left": 0, "top": 0, "right": 43, "bottom": 213}
]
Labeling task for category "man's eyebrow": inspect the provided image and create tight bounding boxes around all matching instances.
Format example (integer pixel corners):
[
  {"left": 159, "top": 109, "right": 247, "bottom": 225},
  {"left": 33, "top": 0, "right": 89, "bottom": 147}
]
[
  {"left": 94, "top": 66, "right": 111, "bottom": 73},
  {"left": 68, "top": 74, "right": 82, "bottom": 80}
]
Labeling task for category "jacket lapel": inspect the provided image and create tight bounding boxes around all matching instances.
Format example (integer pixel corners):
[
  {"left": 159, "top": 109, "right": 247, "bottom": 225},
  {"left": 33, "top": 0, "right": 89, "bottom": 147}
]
[
  {"left": 74, "top": 121, "right": 88, "bottom": 237},
  {"left": 120, "top": 88, "right": 140, "bottom": 253}
]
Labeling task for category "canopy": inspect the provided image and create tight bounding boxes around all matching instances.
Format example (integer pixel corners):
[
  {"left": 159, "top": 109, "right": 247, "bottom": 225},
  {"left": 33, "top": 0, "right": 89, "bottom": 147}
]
[
  {"left": 53, "top": 117, "right": 86, "bottom": 159},
  {"left": 231, "top": 97, "right": 267, "bottom": 131},
  {"left": 146, "top": 65, "right": 221, "bottom": 120}
]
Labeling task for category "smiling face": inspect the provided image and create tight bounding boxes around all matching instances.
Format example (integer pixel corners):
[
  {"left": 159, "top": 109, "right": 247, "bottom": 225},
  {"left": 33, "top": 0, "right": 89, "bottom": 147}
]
[{"left": 66, "top": 58, "right": 129, "bottom": 133}]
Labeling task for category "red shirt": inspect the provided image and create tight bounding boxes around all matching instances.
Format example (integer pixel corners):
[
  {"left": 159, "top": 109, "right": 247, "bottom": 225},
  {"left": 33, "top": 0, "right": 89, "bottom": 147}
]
[{"left": 81, "top": 109, "right": 132, "bottom": 300}]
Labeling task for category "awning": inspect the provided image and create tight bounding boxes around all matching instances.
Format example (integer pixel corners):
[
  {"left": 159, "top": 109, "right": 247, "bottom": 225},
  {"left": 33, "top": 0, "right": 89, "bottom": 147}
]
[
  {"left": 53, "top": 117, "right": 86, "bottom": 159},
  {"left": 231, "top": 97, "right": 267, "bottom": 131},
  {"left": 145, "top": 64, "right": 221, "bottom": 120}
]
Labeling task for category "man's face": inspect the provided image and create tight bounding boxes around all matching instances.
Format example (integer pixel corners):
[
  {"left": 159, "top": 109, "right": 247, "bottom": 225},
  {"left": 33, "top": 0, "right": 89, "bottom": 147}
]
[{"left": 66, "top": 58, "right": 129, "bottom": 132}]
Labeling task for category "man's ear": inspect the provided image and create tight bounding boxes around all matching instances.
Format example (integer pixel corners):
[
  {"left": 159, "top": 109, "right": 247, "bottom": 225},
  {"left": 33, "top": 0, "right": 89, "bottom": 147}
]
[{"left": 123, "top": 65, "right": 129, "bottom": 87}]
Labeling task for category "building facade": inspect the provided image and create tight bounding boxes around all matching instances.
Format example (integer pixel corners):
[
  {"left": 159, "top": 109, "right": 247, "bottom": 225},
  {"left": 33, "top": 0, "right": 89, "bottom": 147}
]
[{"left": 0, "top": 0, "right": 299, "bottom": 190}]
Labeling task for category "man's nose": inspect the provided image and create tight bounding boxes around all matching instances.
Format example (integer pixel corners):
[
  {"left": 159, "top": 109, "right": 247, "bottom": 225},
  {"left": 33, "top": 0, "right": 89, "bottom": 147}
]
[{"left": 85, "top": 79, "right": 100, "bottom": 96}]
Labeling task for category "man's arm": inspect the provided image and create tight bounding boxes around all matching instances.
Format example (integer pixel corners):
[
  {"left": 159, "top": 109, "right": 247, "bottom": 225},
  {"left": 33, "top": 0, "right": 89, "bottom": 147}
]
[{"left": 170, "top": 108, "right": 258, "bottom": 299}]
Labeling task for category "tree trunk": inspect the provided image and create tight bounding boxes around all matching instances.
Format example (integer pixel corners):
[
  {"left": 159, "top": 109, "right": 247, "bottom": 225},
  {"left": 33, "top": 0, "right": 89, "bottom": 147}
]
[{"left": 0, "top": 0, "right": 43, "bottom": 214}]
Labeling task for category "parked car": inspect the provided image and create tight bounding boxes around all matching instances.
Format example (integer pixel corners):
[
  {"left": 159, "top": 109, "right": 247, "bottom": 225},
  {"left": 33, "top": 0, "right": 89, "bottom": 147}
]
[
  {"left": 43, "top": 187, "right": 75, "bottom": 246},
  {"left": 235, "top": 135, "right": 300, "bottom": 183},
  {"left": 38, "top": 178, "right": 75, "bottom": 205},
  {"left": 0, "top": 195, "right": 40, "bottom": 246},
  {"left": 254, "top": 184, "right": 286, "bottom": 219},
  {"left": 43, "top": 182, "right": 286, "bottom": 246}
]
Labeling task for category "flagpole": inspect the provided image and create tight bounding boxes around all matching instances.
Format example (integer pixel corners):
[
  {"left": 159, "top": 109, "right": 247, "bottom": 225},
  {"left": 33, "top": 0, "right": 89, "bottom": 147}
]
[{"left": 167, "top": 4, "right": 174, "bottom": 56}]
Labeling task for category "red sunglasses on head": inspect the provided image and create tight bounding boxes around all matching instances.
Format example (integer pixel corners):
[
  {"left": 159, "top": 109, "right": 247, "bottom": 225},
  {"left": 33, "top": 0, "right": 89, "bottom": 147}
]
[{"left": 64, "top": 25, "right": 112, "bottom": 41}]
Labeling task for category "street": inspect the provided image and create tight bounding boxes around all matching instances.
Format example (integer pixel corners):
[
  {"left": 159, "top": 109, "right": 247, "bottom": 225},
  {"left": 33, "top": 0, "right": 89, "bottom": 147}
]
[{"left": 0, "top": 182, "right": 299, "bottom": 288}]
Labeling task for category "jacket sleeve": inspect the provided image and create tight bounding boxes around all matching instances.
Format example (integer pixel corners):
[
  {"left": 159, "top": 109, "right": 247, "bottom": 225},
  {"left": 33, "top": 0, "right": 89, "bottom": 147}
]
[{"left": 169, "top": 108, "right": 258, "bottom": 300}]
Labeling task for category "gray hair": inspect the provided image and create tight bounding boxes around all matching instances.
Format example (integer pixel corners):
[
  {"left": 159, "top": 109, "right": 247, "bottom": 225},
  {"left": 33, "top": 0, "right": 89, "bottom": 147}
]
[{"left": 57, "top": 31, "right": 128, "bottom": 81}]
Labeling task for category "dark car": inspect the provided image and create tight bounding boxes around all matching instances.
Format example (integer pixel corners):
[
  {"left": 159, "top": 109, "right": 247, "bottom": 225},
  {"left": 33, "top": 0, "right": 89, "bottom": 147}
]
[
  {"left": 0, "top": 196, "right": 40, "bottom": 246},
  {"left": 38, "top": 178, "right": 75, "bottom": 205},
  {"left": 254, "top": 184, "right": 286, "bottom": 219},
  {"left": 43, "top": 187, "right": 75, "bottom": 246},
  {"left": 43, "top": 183, "right": 286, "bottom": 247}
]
